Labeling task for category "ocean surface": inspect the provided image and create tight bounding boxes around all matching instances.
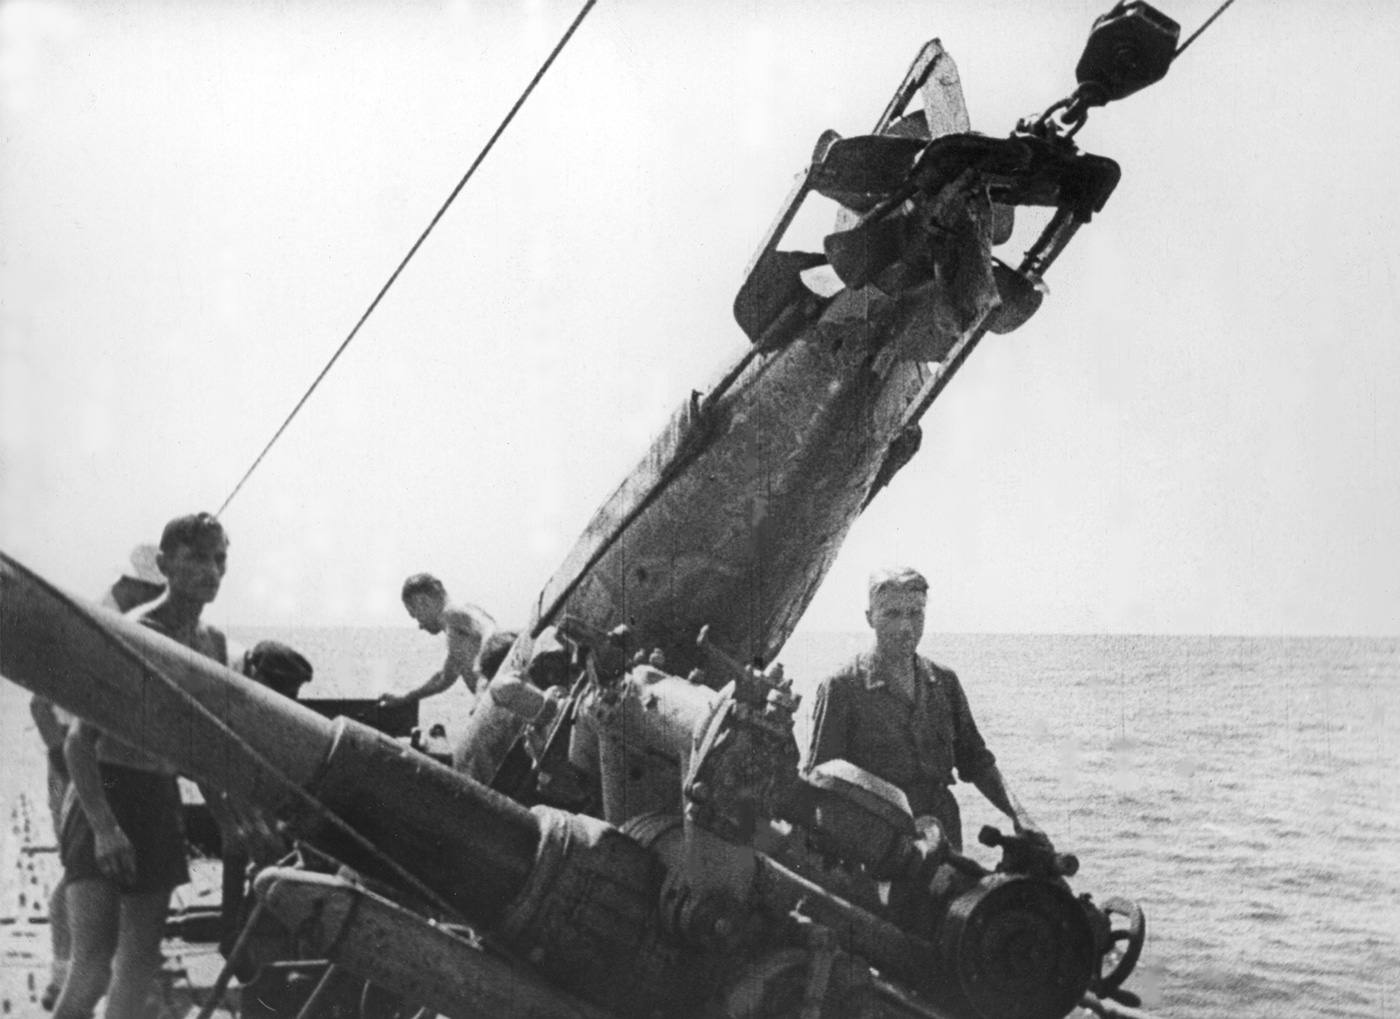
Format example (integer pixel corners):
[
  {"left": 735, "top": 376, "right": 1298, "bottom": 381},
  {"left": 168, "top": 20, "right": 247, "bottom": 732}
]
[{"left": 4, "top": 630, "right": 1398, "bottom": 1018}]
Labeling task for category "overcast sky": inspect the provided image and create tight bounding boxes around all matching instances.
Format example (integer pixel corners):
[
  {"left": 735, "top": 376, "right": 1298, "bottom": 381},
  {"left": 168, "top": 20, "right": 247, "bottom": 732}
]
[{"left": 2, "top": 0, "right": 1397, "bottom": 638}]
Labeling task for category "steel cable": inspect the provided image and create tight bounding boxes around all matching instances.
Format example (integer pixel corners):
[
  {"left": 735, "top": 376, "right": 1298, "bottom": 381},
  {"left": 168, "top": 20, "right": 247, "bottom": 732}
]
[{"left": 218, "top": 0, "right": 598, "bottom": 517}]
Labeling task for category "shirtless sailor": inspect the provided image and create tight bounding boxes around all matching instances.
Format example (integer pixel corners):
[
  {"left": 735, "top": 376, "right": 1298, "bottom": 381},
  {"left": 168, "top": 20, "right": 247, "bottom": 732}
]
[{"left": 379, "top": 573, "right": 496, "bottom": 706}]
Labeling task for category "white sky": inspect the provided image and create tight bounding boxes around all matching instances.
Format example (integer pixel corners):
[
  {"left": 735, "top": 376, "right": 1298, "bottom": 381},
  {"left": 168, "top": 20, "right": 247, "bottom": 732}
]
[{"left": 1, "top": 0, "right": 1397, "bottom": 638}]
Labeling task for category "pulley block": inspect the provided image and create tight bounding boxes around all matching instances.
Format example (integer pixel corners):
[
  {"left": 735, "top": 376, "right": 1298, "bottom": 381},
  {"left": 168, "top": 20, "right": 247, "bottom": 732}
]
[{"left": 1074, "top": 1, "right": 1181, "bottom": 107}]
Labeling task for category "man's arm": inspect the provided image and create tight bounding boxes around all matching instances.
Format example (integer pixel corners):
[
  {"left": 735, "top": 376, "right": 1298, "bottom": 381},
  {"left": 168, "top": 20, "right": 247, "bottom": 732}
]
[
  {"left": 971, "top": 765, "right": 1047, "bottom": 843},
  {"left": 381, "top": 668, "right": 457, "bottom": 707},
  {"left": 940, "top": 667, "right": 1046, "bottom": 842},
  {"left": 382, "top": 604, "right": 494, "bottom": 705},
  {"left": 805, "top": 676, "right": 848, "bottom": 772},
  {"left": 64, "top": 722, "right": 137, "bottom": 885},
  {"left": 29, "top": 696, "right": 68, "bottom": 751}
]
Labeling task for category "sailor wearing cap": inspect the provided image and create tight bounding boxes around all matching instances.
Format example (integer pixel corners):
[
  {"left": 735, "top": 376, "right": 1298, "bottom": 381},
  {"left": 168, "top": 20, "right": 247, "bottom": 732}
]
[
  {"left": 239, "top": 640, "right": 314, "bottom": 699},
  {"left": 100, "top": 543, "right": 167, "bottom": 613},
  {"left": 215, "top": 640, "right": 315, "bottom": 962}
]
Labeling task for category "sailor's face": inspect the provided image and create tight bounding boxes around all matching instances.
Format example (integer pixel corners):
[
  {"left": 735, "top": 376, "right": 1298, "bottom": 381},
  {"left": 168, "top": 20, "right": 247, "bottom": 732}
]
[
  {"left": 160, "top": 538, "right": 228, "bottom": 605},
  {"left": 405, "top": 593, "right": 444, "bottom": 634},
  {"left": 867, "top": 589, "right": 926, "bottom": 653}
]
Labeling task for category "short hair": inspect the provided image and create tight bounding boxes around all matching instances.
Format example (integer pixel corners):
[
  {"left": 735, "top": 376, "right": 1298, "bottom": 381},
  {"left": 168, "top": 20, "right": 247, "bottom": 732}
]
[
  {"left": 401, "top": 573, "right": 446, "bottom": 603},
  {"left": 475, "top": 629, "right": 519, "bottom": 682},
  {"left": 868, "top": 566, "right": 929, "bottom": 603},
  {"left": 244, "top": 640, "right": 313, "bottom": 696},
  {"left": 159, "top": 512, "right": 227, "bottom": 555}
]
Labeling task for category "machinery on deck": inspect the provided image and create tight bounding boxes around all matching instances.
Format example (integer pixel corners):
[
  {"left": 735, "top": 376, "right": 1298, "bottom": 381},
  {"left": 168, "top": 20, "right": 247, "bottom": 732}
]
[{"left": 2, "top": 5, "right": 1186, "bottom": 1017}]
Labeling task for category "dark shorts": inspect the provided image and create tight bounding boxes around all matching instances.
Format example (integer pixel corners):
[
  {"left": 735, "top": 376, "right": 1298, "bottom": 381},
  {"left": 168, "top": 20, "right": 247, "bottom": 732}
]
[{"left": 61, "top": 764, "right": 190, "bottom": 894}]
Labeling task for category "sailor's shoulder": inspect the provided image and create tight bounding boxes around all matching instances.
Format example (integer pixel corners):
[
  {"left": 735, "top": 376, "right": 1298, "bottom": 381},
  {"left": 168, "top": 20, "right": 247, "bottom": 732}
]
[
  {"left": 444, "top": 602, "right": 493, "bottom": 636},
  {"left": 917, "top": 656, "right": 960, "bottom": 686},
  {"left": 197, "top": 623, "right": 229, "bottom": 666},
  {"left": 818, "top": 654, "right": 869, "bottom": 691}
]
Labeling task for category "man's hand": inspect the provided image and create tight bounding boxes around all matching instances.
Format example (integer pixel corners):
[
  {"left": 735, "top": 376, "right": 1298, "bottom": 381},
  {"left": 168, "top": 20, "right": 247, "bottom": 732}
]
[
  {"left": 381, "top": 667, "right": 452, "bottom": 707},
  {"left": 1013, "top": 816, "right": 1053, "bottom": 851},
  {"left": 93, "top": 823, "right": 137, "bottom": 886}
]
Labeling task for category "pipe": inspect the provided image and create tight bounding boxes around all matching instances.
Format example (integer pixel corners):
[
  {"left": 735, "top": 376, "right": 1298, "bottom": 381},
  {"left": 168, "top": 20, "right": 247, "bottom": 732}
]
[
  {"left": 255, "top": 868, "right": 615, "bottom": 1019},
  {"left": 754, "top": 854, "right": 932, "bottom": 987}
]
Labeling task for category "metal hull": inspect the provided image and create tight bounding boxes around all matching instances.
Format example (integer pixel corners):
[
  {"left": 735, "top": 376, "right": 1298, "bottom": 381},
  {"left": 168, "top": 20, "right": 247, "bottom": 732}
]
[{"left": 534, "top": 325, "right": 946, "bottom": 674}]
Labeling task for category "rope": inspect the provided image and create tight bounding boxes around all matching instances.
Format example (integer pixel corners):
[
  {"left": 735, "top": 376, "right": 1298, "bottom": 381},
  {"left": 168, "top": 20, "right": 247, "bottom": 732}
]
[
  {"left": 1175, "top": 0, "right": 1239, "bottom": 59},
  {"left": 217, "top": 0, "right": 599, "bottom": 518}
]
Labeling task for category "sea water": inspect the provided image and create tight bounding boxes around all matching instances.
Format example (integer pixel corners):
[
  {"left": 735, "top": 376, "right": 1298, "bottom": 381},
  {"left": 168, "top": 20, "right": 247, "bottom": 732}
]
[{"left": 5, "top": 630, "right": 1397, "bottom": 1018}]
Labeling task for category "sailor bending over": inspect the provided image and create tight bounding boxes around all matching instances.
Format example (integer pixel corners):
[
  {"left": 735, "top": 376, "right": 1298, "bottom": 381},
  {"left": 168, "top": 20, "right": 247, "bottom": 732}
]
[{"left": 380, "top": 572, "right": 496, "bottom": 706}]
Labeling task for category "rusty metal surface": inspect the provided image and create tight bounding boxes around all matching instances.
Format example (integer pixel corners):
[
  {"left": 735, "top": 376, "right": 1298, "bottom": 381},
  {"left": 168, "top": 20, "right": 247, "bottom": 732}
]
[{"left": 533, "top": 197, "right": 995, "bottom": 678}]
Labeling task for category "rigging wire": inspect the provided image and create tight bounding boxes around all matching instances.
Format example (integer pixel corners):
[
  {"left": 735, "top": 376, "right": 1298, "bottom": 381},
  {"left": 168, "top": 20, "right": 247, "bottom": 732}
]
[
  {"left": 905, "top": 0, "right": 1244, "bottom": 438},
  {"left": 217, "top": 0, "right": 598, "bottom": 518},
  {"left": 1175, "top": 0, "right": 1238, "bottom": 59}
]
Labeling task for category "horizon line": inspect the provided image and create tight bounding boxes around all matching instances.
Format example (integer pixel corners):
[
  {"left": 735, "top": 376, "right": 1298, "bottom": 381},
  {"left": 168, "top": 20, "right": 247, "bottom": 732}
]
[{"left": 219, "top": 624, "right": 1400, "bottom": 641}]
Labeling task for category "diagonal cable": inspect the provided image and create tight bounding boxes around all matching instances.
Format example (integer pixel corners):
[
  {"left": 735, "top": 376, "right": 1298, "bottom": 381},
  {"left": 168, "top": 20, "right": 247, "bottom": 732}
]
[
  {"left": 1176, "top": 0, "right": 1239, "bottom": 59},
  {"left": 218, "top": 0, "right": 598, "bottom": 517}
]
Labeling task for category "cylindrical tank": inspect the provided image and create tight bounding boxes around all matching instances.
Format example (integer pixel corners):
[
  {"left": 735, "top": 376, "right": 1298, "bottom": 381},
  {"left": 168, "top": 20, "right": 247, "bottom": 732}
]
[{"left": 571, "top": 665, "right": 720, "bottom": 825}]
